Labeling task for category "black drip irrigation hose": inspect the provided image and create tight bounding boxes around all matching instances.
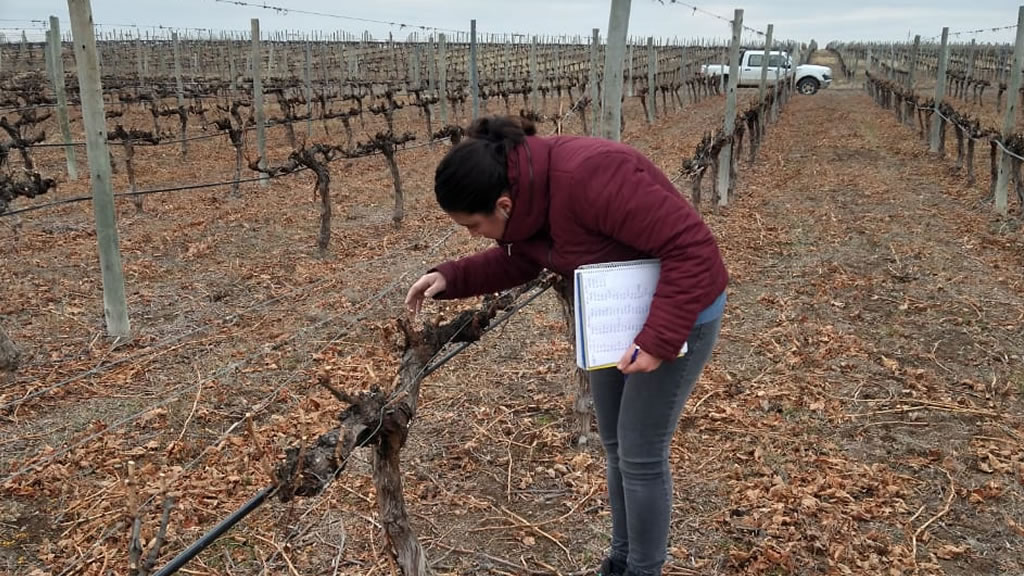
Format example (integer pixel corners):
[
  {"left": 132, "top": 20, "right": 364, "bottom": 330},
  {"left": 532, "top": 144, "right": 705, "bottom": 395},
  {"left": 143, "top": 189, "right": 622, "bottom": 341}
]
[
  {"left": 149, "top": 280, "right": 553, "bottom": 575},
  {"left": 151, "top": 485, "right": 275, "bottom": 576}
]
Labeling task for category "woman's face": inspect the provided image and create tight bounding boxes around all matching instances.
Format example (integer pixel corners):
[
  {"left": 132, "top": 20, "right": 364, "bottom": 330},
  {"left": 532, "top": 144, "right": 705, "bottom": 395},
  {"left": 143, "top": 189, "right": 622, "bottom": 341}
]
[{"left": 447, "top": 196, "right": 512, "bottom": 240}]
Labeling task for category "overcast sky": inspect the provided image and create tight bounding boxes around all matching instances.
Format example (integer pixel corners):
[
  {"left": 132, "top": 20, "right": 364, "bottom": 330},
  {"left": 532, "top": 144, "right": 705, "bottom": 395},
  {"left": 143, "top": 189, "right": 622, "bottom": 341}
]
[{"left": 2, "top": 0, "right": 1019, "bottom": 45}]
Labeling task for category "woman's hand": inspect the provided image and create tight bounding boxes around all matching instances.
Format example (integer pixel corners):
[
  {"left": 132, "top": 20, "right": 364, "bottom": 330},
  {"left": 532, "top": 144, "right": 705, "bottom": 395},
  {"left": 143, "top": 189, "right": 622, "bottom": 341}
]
[
  {"left": 617, "top": 344, "right": 662, "bottom": 375},
  {"left": 405, "top": 272, "right": 447, "bottom": 317}
]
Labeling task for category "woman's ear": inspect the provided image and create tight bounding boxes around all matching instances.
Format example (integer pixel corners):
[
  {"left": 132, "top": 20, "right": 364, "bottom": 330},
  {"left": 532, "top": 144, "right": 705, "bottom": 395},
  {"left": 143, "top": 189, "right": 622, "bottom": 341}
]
[{"left": 496, "top": 196, "right": 513, "bottom": 219}]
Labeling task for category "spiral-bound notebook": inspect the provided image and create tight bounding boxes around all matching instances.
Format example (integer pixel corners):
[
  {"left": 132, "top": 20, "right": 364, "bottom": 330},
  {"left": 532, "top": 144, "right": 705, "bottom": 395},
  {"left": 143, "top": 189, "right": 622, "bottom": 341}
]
[{"left": 574, "top": 259, "right": 687, "bottom": 370}]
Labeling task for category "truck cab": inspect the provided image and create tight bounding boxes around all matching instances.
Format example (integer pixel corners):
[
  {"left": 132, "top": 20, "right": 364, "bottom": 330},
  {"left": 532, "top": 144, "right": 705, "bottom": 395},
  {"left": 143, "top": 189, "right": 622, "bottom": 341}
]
[{"left": 740, "top": 51, "right": 791, "bottom": 84}]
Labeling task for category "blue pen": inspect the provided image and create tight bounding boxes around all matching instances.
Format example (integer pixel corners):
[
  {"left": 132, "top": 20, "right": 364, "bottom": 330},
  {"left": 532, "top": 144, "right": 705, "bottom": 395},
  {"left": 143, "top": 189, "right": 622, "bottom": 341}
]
[{"left": 623, "top": 345, "right": 640, "bottom": 382}]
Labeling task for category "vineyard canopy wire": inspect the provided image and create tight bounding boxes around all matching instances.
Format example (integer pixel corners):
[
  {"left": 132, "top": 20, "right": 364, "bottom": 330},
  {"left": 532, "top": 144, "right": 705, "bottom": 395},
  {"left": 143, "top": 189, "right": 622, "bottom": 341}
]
[
  {"left": 0, "top": 134, "right": 457, "bottom": 218},
  {"left": 209, "top": 0, "right": 467, "bottom": 35}
]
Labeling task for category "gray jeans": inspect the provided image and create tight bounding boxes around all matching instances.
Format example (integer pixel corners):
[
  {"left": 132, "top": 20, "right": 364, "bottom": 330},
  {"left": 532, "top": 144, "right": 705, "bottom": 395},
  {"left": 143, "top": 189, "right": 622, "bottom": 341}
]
[{"left": 591, "top": 316, "right": 722, "bottom": 576}]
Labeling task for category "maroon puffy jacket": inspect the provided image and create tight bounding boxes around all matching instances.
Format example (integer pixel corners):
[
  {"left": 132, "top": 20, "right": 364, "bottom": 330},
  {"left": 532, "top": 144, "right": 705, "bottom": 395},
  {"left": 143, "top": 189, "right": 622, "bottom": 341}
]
[{"left": 433, "top": 134, "right": 728, "bottom": 361}]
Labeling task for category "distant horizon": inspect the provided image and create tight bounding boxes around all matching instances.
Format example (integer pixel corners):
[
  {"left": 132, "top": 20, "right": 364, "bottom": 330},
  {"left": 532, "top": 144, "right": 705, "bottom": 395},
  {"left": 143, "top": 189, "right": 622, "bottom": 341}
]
[
  {"left": 2, "top": 0, "right": 1019, "bottom": 47},
  {"left": 1, "top": 29, "right": 1017, "bottom": 51}
]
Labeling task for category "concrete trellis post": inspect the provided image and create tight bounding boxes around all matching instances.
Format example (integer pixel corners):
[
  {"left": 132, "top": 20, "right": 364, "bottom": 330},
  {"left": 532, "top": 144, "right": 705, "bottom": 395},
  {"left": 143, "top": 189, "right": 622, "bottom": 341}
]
[
  {"left": 412, "top": 44, "right": 421, "bottom": 89},
  {"left": 172, "top": 32, "right": 187, "bottom": 157},
  {"left": 589, "top": 28, "right": 600, "bottom": 136},
  {"left": 627, "top": 43, "right": 634, "bottom": 97},
  {"left": 994, "top": 6, "right": 1024, "bottom": 215},
  {"left": 717, "top": 9, "right": 743, "bottom": 206},
  {"left": 530, "top": 36, "right": 539, "bottom": 111},
  {"left": 339, "top": 43, "right": 347, "bottom": 84},
  {"left": 44, "top": 29, "right": 54, "bottom": 80},
  {"left": 427, "top": 39, "right": 436, "bottom": 91},
  {"left": 679, "top": 44, "right": 688, "bottom": 100},
  {"left": 439, "top": 33, "right": 448, "bottom": 126},
  {"left": 304, "top": 42, "right": 313, "bottom": 139},
  {"left": 908, "top": 35, "right": 921, "bottom": 91},
  {"left": 252, "top": 19, "right": 268, "bottom": 187},
  {"left": 470, "top": 20, "right": 479, "bottom": 120},
  {"left": 48, "top": 16, "right": 77, "bottom": 181},
  {"left": 884, "top": 41, "right": 892, "bottom": 78},
  {"left": 966, "top": 39, "right": 977, "bottom": 80},
  {"left": 646, "top": 36, "right": 655, "bottom": 124},
  {"left": 135, "top": 33, "right": 144, "bottom": 81},
  {"left": 228, "top": 38, "right": 237, "bottom": 91},
  {"left": 68, "top": 0, "right": 130, "bottom": 338},
  {"left": 501, "top": 39, "right": 509, "bottom": 84},
  {"left": 601, "top": 0, "right": 631, "bottom": 141},
  {"left": 930, "top": 27, "right": 949, "bottom": 154},
  {"left": 758, "top": 24, "right": 774, "bottom": 103}
]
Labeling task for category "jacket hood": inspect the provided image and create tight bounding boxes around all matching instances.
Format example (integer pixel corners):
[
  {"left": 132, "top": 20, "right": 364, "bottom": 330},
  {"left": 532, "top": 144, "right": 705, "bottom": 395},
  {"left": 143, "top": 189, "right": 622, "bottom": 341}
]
[{"left": 501, "top": 135, "right": 552, "bottom": 244}]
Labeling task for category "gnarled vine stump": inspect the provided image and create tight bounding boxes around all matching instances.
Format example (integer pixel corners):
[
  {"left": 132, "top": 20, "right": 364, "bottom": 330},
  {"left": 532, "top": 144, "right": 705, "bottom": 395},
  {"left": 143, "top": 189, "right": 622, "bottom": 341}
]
[{"left": 274, "top": 279, "right": 553, "bottom": 576}]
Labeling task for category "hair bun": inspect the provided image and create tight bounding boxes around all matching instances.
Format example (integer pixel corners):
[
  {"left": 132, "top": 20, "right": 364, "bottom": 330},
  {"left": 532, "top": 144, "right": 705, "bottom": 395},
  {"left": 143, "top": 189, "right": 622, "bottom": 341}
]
[
  {"left": 467, "top": 115, "right": 536, "bottom": 143},
  {"left": 468, "top": 117, "right": 500, "bottom": 142}
]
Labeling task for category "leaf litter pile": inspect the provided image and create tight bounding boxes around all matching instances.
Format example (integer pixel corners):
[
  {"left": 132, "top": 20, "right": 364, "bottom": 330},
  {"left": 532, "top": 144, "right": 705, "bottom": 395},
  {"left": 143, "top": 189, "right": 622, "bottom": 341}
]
[{"left": 1, "top": 59, "right": 1023, "bottom": 575}]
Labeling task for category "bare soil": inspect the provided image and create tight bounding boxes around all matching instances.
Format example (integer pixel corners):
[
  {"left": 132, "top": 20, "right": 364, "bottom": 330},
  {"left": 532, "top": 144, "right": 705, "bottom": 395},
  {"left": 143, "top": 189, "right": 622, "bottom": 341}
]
[{"left": 1, "top": 53, "right": 1022, "bottom": 576}]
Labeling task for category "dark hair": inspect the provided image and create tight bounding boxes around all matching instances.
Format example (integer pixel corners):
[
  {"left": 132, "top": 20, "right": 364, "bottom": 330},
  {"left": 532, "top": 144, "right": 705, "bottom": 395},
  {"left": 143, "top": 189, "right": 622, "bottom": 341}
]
[{"left": 434, "top": 115, "right": 537, "bottom": 214}]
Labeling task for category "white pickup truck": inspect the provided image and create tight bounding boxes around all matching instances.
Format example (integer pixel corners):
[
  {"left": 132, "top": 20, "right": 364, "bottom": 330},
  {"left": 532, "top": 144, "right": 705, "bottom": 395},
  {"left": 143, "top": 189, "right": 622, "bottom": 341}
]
[{"left": 701, "top": 50, "right": 833, "bottom": 95}]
